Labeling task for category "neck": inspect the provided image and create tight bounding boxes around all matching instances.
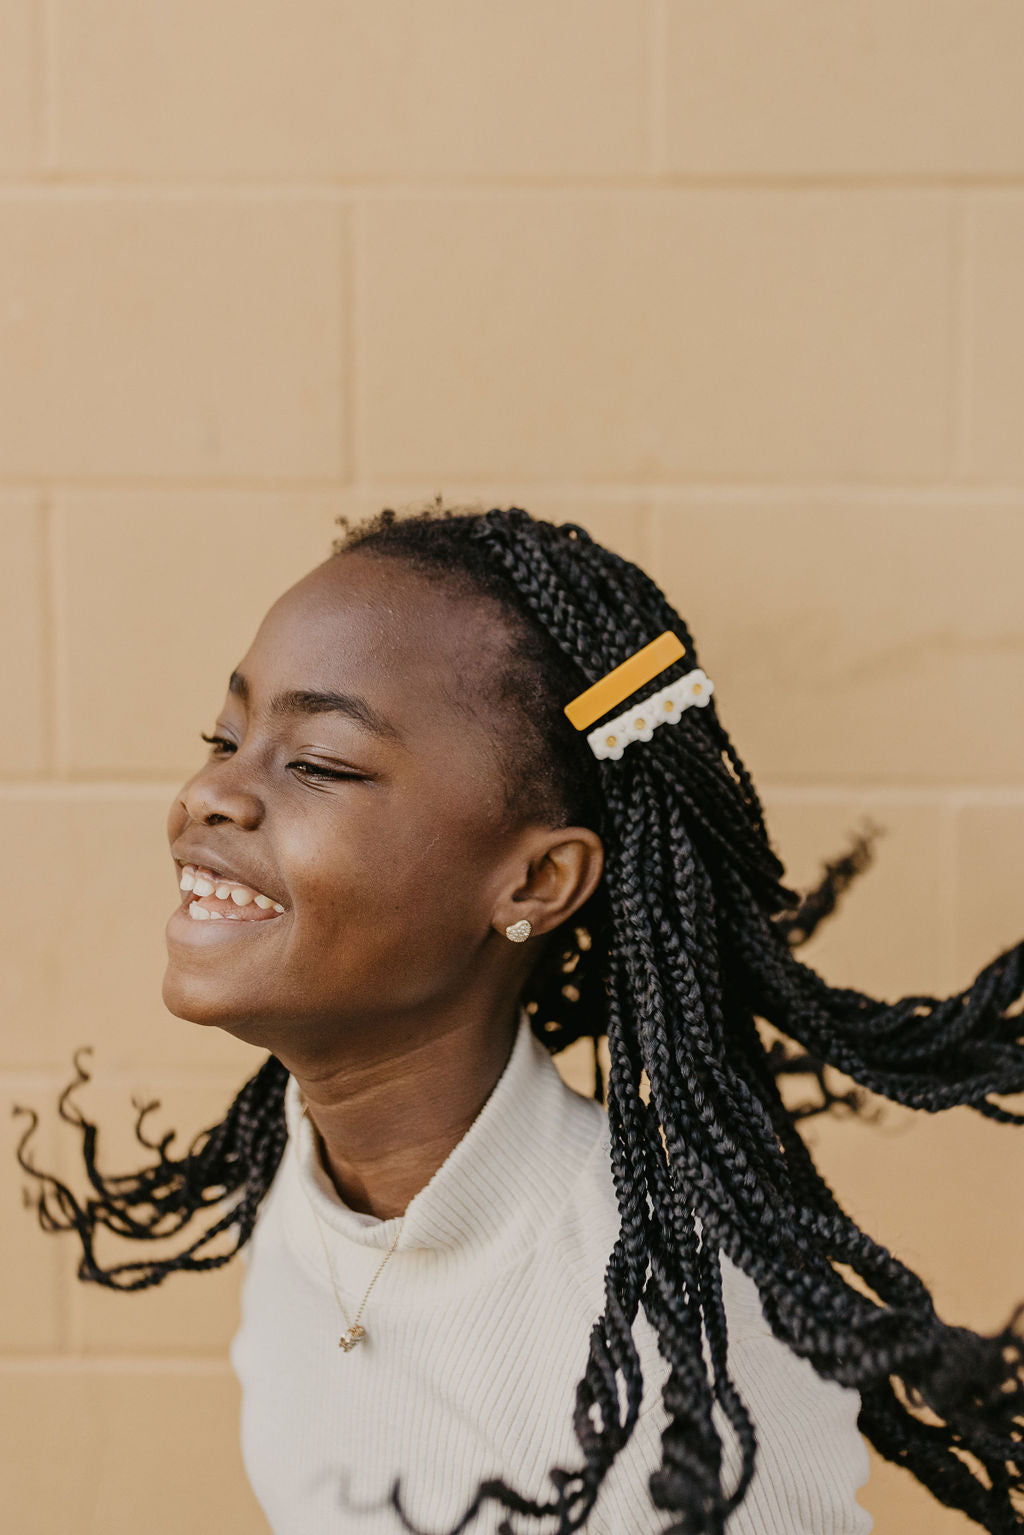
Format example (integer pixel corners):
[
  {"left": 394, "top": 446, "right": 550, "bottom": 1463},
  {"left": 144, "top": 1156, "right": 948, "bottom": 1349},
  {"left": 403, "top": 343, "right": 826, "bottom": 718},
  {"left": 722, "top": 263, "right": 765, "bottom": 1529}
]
[{"left": 289, "top": 1000, "right": 521, "bottom": 1221}]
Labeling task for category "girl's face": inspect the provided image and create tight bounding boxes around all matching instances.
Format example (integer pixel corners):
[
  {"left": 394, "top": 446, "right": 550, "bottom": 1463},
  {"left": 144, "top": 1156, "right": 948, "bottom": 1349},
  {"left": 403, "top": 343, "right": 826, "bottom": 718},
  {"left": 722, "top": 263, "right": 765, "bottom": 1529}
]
[{"left": 163, "top": 552, "right": 553, "bottom": 1058}]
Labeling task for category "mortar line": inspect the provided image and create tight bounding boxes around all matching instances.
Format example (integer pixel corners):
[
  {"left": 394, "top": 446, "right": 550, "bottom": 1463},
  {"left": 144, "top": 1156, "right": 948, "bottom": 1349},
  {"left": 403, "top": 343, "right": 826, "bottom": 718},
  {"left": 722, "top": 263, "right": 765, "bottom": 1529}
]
[
  {"left": 951, "top": 194, "right": 974, "bottom": 480},
  {"left": 0, "top": 781, "right": 189, "bottom": 798},
  {"left": 942, "top": 792, "right": 962, "bottom": 992},
  {"left": 27, "top": 0, "right": 46, "bottom": 172},
  {"left": 0, "top": 1355, "right": 237, "bottom": 1374},
  {"left": 645, "top": 0, "right": 670, "bottom": 179},
  {"left": 44, "top": 493, "right": 69, "bottom": 776},
  {"left": 0, "top": 175, "right": 1021, "bottom": 197},
  {"left": 33, "top": 490, "right": 54, "bottom": 775},
  {"left": 39, "top": 0, "right": 58, "bottom": 176},
  {"left": 344, "top": 199, "right": 360, "bottom": 488},
  {"left": 3, "top": 478, "right": 1024, "bottom": 500}
]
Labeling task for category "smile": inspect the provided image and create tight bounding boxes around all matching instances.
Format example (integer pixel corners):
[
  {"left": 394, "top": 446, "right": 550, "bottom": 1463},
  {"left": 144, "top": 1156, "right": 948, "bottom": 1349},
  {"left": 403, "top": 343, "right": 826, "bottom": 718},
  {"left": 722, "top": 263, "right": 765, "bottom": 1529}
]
[{"left": 178, "top": 863, "right": 286, "bottom": 923}]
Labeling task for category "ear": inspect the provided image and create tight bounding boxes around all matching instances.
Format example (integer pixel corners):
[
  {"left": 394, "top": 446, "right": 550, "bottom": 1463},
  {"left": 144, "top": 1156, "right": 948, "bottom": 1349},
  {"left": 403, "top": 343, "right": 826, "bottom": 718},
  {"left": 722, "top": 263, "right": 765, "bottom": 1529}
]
[{"left": 491, "top": 825, "right": 604, "bottom": 941}]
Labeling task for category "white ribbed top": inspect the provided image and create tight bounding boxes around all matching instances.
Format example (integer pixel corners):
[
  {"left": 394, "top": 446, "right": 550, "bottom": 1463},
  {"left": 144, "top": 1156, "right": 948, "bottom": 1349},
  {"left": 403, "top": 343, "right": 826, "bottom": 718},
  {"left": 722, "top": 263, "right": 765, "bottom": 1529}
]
[{"left": 229, "top": 1010, "right": 873, "bottom": 1534}]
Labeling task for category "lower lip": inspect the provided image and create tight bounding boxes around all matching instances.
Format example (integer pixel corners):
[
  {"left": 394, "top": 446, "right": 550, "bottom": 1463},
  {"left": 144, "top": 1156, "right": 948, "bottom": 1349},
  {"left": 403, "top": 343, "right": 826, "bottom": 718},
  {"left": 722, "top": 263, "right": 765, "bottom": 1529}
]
[{"left": 166, "top": 899, "right": 286, "bottom": 945}]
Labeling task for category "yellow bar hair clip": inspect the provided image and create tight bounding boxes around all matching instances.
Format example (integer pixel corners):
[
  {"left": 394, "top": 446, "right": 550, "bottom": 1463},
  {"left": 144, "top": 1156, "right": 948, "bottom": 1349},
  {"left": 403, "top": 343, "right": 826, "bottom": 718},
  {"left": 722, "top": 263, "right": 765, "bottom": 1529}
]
[
  {"left": 563, "top": 631, "right": 685, "bottom": 731},
  {"left": 563, "top": 631, "right": 714, "bottom": 761}
]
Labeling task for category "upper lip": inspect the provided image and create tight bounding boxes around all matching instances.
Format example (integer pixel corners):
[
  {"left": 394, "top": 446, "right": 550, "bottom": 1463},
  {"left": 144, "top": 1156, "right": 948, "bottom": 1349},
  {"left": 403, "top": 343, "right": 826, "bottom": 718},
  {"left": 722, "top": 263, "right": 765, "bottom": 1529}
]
[{"left": 171, "top": 846, "right": 283, "bottom": 906}]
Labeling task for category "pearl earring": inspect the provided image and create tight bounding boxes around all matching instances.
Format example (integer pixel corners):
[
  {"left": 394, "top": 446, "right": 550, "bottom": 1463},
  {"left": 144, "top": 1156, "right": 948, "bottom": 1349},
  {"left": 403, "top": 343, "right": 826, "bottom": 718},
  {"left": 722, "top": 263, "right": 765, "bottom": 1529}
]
[{"left": 505, "top": 919, "right": 532, "bottom": 943}]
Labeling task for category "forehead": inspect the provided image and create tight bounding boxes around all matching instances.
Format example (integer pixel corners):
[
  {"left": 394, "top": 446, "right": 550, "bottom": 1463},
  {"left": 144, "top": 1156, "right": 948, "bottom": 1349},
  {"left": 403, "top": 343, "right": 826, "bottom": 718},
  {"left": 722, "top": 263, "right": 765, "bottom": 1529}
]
[{"left": 240, "top": 551, "right": 513, "bottom": 737}]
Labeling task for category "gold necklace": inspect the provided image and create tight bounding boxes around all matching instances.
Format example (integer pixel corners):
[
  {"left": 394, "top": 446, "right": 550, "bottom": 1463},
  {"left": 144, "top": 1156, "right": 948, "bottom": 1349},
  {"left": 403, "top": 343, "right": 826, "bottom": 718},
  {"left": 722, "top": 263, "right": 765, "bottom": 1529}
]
[{"left": 298, "top": 1101, "right": 404, "bottom": 1352}]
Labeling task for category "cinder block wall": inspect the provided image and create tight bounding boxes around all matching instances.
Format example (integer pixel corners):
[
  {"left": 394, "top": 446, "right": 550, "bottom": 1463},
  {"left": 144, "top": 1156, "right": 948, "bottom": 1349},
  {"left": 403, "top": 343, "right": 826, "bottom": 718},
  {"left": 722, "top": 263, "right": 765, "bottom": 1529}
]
[{"left": 3, "top": 5, "right": 1023, "bottom": 1531}]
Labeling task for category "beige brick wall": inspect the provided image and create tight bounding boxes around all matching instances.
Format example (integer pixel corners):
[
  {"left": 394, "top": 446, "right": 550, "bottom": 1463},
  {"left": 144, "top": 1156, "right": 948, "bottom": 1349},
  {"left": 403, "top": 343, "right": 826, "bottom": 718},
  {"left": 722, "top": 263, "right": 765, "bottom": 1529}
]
[{"left": 3, "top": 5, "right": 1022, "bottom": 1531}]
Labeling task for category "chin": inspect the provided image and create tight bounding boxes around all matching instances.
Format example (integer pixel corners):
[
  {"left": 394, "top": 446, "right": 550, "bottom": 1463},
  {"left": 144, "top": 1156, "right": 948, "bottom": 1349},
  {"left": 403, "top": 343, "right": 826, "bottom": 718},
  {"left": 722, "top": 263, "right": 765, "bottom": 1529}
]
[{"left": 161, "top": 969, "right": 254, "bottom": 1032}]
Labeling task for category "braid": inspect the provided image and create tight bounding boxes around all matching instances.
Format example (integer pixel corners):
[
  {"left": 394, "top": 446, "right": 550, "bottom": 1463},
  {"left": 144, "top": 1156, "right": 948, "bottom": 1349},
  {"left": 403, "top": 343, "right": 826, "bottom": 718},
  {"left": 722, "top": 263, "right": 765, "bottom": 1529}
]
[
  {"left": 14, "top": 1048, "right": 289, "bottom": 1290},
  {"left": 15, "top": 501, "right": 1023, "bottom": 1534}
]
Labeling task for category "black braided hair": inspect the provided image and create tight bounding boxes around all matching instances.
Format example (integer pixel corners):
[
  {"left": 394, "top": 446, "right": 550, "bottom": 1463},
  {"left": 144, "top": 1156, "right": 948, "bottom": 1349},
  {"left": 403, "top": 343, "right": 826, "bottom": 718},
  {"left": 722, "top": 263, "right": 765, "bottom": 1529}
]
[{"left": 13, "top": 502, "right": 1024, "bottom": 1535}]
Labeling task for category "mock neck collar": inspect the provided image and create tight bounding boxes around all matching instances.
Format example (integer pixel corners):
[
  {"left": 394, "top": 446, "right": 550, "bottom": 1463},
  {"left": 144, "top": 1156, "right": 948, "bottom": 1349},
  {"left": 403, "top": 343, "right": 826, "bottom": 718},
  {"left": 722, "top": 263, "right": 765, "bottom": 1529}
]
[{"left": 281, "top": 1007, "right": 605, "bottom": 1270}]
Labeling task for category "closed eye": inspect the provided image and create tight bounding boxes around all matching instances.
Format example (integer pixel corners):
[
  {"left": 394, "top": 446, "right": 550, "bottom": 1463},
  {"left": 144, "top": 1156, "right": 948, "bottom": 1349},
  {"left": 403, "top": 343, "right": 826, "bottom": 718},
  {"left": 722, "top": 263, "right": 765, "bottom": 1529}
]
[{"left": 198, "top": 733, "right": 366, "bottom": 783}]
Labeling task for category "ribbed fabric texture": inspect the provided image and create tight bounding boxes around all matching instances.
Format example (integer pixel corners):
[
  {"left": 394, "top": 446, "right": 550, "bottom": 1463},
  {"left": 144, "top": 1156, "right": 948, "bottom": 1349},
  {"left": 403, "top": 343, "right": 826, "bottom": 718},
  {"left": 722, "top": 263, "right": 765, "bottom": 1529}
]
[{"left": 229, "top": 1011, "right": 874, "bottom": 1534}]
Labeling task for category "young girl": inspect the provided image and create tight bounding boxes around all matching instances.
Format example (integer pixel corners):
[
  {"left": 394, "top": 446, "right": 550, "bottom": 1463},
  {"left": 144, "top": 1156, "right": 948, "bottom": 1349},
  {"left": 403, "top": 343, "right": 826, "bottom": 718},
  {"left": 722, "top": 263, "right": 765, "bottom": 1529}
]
[{"left": 16, "top": 504, "right": 1023, "bottom": 1535}]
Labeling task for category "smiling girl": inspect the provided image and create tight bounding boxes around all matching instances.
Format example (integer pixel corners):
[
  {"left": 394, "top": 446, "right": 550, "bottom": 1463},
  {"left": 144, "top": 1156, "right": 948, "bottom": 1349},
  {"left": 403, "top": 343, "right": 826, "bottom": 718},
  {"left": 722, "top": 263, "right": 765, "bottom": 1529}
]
[{"left": 16, "top": 504, "right": 1024, "bottom": 1535}]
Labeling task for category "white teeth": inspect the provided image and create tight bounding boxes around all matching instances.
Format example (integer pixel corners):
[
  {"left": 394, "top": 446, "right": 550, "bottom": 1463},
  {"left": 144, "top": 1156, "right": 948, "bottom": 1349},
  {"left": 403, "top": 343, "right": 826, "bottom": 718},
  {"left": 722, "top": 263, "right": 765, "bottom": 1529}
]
[
  {"left": 181, "top": 865, "right": 282, "bottom": 912},
  {"left": 225, "top": 912, "right": 242, "bottom": 920},
  {"left": 209, "top": 911, "right": 225, "bottom": 919},
  {"left": 189, "top": 904, "right": 211, "bottom": 921}
]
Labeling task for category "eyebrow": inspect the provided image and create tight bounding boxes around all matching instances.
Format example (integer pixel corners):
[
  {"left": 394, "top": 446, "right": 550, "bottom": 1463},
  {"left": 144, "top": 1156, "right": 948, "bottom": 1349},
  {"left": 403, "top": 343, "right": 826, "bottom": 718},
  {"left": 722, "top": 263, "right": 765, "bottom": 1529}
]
[{"left": 228, "top": 670, "right": 402, "bottom": 742}]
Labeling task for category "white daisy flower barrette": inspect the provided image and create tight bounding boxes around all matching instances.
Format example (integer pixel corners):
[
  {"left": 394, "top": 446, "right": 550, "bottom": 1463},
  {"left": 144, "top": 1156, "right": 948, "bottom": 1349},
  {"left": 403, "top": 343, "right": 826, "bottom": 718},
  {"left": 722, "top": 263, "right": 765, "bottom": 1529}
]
[{"left": 563, "top": 631, "right": 714, "bottom": 762}]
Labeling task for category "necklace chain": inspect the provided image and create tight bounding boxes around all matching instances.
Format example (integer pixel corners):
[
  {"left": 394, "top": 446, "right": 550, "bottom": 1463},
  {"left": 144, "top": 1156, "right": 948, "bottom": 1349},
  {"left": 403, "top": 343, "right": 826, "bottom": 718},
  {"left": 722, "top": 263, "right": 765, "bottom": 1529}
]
[{"left": 298, "top": 1101, "right": 404, "bottom": 1352}]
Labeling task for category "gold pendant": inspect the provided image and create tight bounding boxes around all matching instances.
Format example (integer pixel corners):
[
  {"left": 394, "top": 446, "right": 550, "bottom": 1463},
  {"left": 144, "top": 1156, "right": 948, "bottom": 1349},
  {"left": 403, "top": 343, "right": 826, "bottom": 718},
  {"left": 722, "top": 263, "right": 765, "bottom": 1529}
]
[{"left": 338, "top": 1323, "right": 366, "bottom": 1351}]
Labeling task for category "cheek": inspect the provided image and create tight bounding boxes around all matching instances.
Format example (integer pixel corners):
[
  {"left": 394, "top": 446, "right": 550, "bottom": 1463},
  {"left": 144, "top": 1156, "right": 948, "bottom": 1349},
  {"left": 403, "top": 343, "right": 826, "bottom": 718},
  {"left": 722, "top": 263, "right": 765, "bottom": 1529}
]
[
  {"left": 283, "top": 803, "right": 437, "bottom": 936},
  {"left": 282, "top": 845, "right": 492, "bottom": 1016},
  {"left": 293, "top": 801, "right": 499, "bottom": 954}
]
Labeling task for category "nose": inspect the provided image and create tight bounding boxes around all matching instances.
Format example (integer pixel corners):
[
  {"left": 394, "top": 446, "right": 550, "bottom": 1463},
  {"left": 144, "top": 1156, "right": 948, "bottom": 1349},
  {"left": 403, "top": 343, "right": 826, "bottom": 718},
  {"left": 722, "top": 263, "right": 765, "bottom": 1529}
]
[{"left": 179, "top": 763, "right": 263, "bottom": 830}]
